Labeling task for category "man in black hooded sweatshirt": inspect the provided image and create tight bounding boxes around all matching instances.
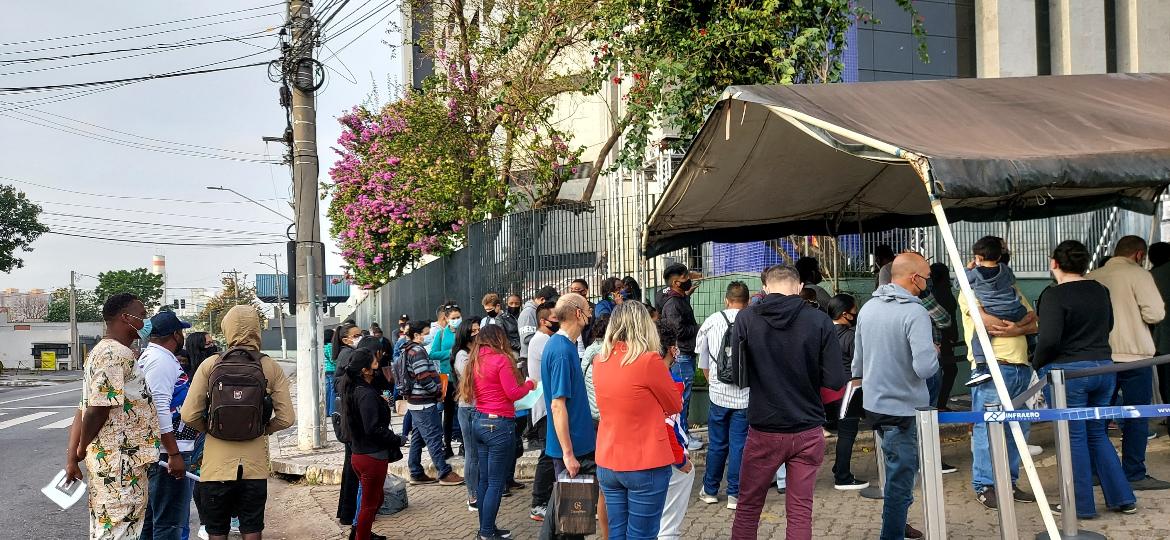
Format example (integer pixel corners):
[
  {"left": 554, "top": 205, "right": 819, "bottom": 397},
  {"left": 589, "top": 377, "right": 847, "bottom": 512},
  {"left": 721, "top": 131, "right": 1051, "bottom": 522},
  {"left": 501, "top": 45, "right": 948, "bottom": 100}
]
[{"left": 729, "top": 264, "right": 845, "bottom": 540}]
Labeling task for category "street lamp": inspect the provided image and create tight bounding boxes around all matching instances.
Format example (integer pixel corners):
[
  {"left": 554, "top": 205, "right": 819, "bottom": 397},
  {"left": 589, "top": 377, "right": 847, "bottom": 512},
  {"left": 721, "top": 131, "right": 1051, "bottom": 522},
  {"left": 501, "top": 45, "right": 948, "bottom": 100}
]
[
  {"left": 256, "top": 255, "right": 288, "bottom": 362},
  {"left": 206, "top": 186, "right": 293, "bottom": 222}
]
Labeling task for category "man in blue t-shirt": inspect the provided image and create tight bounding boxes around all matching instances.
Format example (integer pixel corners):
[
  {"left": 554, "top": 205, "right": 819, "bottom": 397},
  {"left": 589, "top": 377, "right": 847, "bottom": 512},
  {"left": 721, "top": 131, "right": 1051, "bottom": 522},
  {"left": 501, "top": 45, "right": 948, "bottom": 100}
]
[{"left": 540, "top": 293, "right": 598, "bottom": 540}]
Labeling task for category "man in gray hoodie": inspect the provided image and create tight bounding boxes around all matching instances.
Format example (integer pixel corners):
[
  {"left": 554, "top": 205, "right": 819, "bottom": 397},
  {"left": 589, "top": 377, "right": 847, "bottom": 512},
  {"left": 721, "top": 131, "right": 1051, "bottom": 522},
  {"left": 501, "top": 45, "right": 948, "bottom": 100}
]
[{"left": 853, "top": 252, "right": 939, "bottom": 540}]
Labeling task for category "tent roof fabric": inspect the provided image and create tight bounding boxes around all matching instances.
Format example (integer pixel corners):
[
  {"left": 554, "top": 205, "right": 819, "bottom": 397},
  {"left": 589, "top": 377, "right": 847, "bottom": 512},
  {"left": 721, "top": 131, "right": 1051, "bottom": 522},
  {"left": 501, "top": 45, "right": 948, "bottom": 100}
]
[{"left": 644, "top": 73, "right": 1170, "bottom": 256}]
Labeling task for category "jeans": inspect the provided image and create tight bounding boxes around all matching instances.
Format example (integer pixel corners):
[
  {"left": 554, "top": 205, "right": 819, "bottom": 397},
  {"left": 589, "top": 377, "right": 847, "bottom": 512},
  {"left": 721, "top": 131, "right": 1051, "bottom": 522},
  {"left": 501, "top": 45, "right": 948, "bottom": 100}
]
[
  {"left": 703, "top": 403, "right": 748, "bottom": 497},
  {"left": 926, "top": 369, "right": 942, "bottom": 409},
  {"left": 408, "top": 405, "right": 453, "bottom": 478},
  {"left": 143, "top": 452, "right": 196, "bottom": 540},
  {"left": 597, "top": 465, "right": 672, "bottom": 540},
  {"left": 351, "top": 453, "right": 389, "bottom": 540},
  {"left": 325, "top": 375, "right": 336, "bottom": 417},
  {"left": 658, "top": 466, "right": 694, "bottom": 539},
  {"left": 402, "top": 409, "right": 413, "bottom": 439},
  {"left": 473, "top": 412, "right": 516, "bottom": 538},
  {"left": 1115, "top": 365, "right": 1154, "bottom": 481},
  {"left": 731, "top": 427, "right": 824, "bottom": 540},
  {"left": 970, "top": 363, "right": 1033, "bottom": 492},
  {"left": 1041, "top": 361, "right": 1136, "bottom": 517},
  {"left": 458, "top": 406, "right": 480, "bottom": 502},
  {"left": 876, "top": 421, "right": 918, "bottom": 540},
  {"left": 670, "top": 353, "right": 695, "bottom": 431}
]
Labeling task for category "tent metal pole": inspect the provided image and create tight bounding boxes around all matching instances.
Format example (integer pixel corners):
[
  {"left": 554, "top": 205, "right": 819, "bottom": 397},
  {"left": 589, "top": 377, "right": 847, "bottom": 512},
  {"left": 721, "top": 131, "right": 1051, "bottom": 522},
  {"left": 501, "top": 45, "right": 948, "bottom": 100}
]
[{"left": 914, "top": 159, "right": 1061, "bottom": 539}]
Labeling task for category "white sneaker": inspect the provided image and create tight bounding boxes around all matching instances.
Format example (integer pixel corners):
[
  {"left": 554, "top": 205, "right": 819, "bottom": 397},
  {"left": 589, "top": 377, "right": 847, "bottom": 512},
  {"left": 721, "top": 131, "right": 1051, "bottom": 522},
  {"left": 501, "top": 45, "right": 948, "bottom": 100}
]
[
  {"left": 698, "top": 491, "right": 718, "bottom": 504},
  {"left": 1028, "top": 444, "right": 1043, "bottom": 456},
  {"left": 230, "top": 517, "right": 241, "bottom": 533},
  {"left": 197, "top": 526, "right": 209, "bottom": 540},
  {"left": 687, "top": 439, "right": 704, "bottom": 451},
  {"left": 727, "top": 495, "right": 738, "bottom": 510}
]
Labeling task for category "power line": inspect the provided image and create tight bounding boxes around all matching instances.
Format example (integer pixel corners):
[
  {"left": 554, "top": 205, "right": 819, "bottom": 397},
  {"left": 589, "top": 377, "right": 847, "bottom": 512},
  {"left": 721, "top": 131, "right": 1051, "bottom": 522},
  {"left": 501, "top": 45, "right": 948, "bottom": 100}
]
[
  {"left": 0, "top": 4, "right": 282, "bottom": 47},
  {"left": 0, "top": 11, "right": 282, "bottom": 55},
  {"left": 321, "top": 0, "right": 381, "bottom": 34},
  {"left": 322, "top": 5, "right": 399, "bottom": 62},
  {"left": 2, "top": 176, "right": 286, "bottom": 205},
  {"left": 46, "top": 230, "right": 284, "bottom": 247},
  {"left": 0, "top": 31, "right": 274, "bottom": 65},
  {"left": 323, "top": 1, "right": 395, "bottom": 43},
  {"left": 0, "top": 61, "right": 270, "bottom": 93},
  {"left": 45, "top": 224, "right": 282, "bottom": 246},
  {"left": 41, "top": 212, "right": 287, "bottom": 237},
  {"left": 38, "top": 200, "right": 288, "bottom": 225}
]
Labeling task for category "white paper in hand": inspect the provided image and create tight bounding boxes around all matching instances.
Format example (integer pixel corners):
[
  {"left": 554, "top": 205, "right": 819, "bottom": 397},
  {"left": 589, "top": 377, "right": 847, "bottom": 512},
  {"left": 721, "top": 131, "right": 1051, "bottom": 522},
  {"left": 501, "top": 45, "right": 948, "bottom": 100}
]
[
  {"left": 42, "top": 470, "right": 86, "bottom": 510},
  {"left": 513, "top": 381, "right": 543, "bottom": 411}
]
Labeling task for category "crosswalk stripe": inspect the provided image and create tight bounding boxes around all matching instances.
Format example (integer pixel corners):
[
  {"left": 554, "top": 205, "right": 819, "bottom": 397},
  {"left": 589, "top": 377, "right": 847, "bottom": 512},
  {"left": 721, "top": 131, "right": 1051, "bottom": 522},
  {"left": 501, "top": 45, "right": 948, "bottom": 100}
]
[
  {"left": 39, "top": 416, "right": 74, "bottom": 430},
  {"left": 0, "top": 411, "right": 56, "bottom": 430}
]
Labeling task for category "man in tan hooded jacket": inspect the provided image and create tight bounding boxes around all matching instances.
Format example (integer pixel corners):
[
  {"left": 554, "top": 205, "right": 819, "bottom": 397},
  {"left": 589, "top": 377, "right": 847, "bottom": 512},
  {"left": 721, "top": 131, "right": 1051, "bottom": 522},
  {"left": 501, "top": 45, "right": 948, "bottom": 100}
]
[{"left": 182, "top": 305, "right": 294, "bottom": 539}]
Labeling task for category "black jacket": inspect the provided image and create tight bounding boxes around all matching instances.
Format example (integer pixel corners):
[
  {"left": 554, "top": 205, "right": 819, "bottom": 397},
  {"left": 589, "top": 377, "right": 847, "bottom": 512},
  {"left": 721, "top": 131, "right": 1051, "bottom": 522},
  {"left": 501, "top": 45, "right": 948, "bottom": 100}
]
[
  {"left": 345, "top": 381, "right": 402, "bottom": 456},
  {"left": 731, "top": 293, "right": 845, "bottom": 433},
  {"left": 660, "top": 291, "right": 699, "bottom": 355},
  {"left": 483, "top": 311, "right": 522, "bottom": 353}
]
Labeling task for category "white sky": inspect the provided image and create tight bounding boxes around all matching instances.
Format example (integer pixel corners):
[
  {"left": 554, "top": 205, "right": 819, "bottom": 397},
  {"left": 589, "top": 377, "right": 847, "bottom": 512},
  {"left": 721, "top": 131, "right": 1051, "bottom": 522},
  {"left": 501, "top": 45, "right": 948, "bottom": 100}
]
[{"left": 0, "top": 1, "right": 403, "bottom": 300}]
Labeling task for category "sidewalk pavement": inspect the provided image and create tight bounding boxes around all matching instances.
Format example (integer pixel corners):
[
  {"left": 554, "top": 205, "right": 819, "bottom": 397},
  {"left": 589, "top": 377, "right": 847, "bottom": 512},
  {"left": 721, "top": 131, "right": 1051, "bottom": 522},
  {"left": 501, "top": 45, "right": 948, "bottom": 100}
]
[
  {"left": 0, "top": 368, "right": 83, "bottom": 387},
  {"left": 266, "top": 422, "right": 1170, "bottom": 540}
]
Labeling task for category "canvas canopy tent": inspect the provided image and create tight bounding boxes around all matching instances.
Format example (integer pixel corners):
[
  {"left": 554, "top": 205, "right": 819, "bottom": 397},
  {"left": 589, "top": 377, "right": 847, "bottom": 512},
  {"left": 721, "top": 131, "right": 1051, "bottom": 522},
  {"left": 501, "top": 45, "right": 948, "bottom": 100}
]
[
  {"left": 643, "top": 73, "right": 1170, "bottom": 257},
  {"left": 643, "top": 73, "right": 1170, "bottom": 539}
]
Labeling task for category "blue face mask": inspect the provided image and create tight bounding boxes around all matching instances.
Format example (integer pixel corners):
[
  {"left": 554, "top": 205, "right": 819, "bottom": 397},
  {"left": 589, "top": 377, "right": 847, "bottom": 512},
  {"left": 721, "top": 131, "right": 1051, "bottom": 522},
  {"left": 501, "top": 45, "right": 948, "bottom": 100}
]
[
  {"left": 449, "top": 318, "right": 462, "bottom": 329},
  {"left": 128, "top": 314, "right": 152, "bottom": 343}
]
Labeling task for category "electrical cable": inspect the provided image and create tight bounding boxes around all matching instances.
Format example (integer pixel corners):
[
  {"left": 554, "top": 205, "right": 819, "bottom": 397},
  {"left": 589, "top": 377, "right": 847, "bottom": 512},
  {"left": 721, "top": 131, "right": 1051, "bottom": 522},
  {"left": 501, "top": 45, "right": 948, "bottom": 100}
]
[
  {"left": 0, "top": 61, "right": 270, "bottom": 93},
  {"left": 41, "top": 212, "right": 287, "bottom": 237},
  {"left": 0, "top": 3, "right": 282, "bottom": 47},
  {"left": 0, "top": 31, "right": 274, "bottom": 65},
  {"left": 322, "top": 1, "right": 394, "bottom": 43},
  {"left": 45, "top": 230, "right": 284, "bottom": 247},
  {"left": 321, "top": 5, "right": 399, "bottom": 62},
  {"left": 321, "top": 0, "right": 381, "bottom": 34},
  {"left": 38, "top": 200, "right": 287, "bottom": 225},
  {"left": 44, "top": 223, "right": 283, "bottom": 245},
  {"left": 0, "top": 11, "right": 281, "bottom": 55},
  {"left": 2, "top": 176, "right": 285, "bottom": 205}
]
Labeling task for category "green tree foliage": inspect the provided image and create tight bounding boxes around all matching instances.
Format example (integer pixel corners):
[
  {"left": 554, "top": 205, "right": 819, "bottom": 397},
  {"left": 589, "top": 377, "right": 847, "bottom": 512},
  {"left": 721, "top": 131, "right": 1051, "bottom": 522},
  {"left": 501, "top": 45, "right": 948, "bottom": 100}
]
[
  {"left": 0, "top": 184, "right": 49, "bottom": 273},
  {"left": 94, "top": 269, "right": 165, "bottom": 310},
  {"left": 581, "top": 0, "right": 926, "bottom": 197},
  {"left": 46, "top": 288, "right": 103, "bottom": 323},
  {"left": 194, "top": 275, "right": 266, "bottom": 338}
]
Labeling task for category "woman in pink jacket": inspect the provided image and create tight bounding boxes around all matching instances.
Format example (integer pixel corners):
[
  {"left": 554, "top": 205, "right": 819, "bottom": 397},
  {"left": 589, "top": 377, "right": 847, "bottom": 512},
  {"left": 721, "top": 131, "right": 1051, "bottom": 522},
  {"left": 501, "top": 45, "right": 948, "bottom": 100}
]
[{"left": 460, "top": 324, "right": 536, "bottom": 540}]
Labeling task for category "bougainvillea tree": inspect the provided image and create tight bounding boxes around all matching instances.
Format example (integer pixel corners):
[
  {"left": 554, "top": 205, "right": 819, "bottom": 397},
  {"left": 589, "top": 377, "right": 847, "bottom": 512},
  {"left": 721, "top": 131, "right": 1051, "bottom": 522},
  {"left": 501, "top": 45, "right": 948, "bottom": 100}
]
[{"left": 580, "top": 0, "right": 927, "bottom": 199}]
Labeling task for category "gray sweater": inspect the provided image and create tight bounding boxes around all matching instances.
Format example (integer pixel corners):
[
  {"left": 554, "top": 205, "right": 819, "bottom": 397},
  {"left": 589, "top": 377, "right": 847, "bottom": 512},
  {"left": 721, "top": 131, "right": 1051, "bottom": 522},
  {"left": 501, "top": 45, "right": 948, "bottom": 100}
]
[{"left": 852, "top": 284, "right": 939, "bottom": 417}]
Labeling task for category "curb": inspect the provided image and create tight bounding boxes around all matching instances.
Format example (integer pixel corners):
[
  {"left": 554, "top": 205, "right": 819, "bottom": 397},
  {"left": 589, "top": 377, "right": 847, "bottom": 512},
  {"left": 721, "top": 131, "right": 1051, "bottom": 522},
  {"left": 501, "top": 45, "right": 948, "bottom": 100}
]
[{"left": 0, "top": 380, "right": 57, "bottom": 387}]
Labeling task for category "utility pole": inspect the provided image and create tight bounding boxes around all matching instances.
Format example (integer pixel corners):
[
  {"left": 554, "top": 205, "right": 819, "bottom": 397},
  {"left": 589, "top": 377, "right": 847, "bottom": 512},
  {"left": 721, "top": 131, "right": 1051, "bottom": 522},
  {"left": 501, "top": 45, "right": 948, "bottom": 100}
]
[
  {"left": 288, "top": 0, "right": 324, "bottom": 450},
  {"left": 69, "top": 271, "right": 78, "bottom": 368},
  {"left": 222, "top": 269, "right": 242, "bottom": 305}
]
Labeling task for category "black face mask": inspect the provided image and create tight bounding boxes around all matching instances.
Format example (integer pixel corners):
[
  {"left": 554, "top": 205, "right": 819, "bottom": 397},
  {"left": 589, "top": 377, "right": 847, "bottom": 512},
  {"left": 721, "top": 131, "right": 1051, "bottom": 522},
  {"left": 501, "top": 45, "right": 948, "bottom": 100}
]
[
  {"left": 678, "top": 280, "right": 693, "bottom": 292},
  {"left": 917, "top": 276, "right": 933, "bottom": 299},
  {"left": 507, "top": 306, "right": 521, "bottom": 317},
  {"left": 486, "top": 309, "right": 498, "bottom": 318},
  {"left": 546, "top": 321, "right": 561, "bottom": 333},
  {"left": 204, "top": 344, "right": 219, "bottom": 354}
]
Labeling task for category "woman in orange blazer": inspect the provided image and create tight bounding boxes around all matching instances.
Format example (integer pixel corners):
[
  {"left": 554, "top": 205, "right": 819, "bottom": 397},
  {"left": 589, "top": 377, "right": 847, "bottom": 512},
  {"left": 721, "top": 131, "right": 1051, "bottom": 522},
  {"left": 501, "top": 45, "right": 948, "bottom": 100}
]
[{"left": 593, "top": 302, "right": 683, "bottom": 540}]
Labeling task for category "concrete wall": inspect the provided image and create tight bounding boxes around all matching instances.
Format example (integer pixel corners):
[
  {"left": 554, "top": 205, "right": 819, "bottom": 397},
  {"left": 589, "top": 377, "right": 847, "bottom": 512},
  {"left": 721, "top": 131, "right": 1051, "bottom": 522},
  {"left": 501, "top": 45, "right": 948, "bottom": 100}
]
[{"left": 0, "top": 321, "right": 104, "bottom": 369}]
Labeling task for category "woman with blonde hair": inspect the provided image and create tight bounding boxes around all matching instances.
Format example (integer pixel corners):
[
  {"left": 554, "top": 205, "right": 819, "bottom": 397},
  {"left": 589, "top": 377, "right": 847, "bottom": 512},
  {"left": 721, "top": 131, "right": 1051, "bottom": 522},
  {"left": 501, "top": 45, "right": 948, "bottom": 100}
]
[
  {"left": 460, "top": 324, "right": 535, "bottom": 540},
  {"left": 592, "top": 301, "right": 683, "bottom": 539}
]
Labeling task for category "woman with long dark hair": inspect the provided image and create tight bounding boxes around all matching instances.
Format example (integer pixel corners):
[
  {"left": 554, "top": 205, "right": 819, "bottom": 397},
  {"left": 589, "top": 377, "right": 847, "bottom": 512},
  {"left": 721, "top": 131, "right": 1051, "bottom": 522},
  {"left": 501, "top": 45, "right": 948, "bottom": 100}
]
[
  {"left": 183, "top": 331, "right": 217, "bottom": 375},
  {"left": 453, "top": 317, "right": 482, "bottom": 509},
  {"left": 338, "top": 347, "right": 401, "bottom": 540},
  {"left": 333, "top": 322, "right": 363, "bottom": 525},
  {"left": 461, "top": 324, "right": 535, "bottom": 540}
]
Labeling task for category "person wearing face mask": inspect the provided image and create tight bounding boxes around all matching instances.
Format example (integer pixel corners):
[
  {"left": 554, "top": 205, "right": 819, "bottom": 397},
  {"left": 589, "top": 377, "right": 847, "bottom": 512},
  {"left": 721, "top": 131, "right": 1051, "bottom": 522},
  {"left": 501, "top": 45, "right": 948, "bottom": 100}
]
[
  {"left": 64, "top": 293, "right": 162, "bottom": 540},
  {"left": 342, "top": 343, "right": 403, "bottom": 540},
  {"left": 594, "top": 277, "right": 626, "bottom": 320},
  {"left": 824, "top": 294, "right": 868, "bottom": 492},
  {"left": 430, "top": 305, "right": 463, "bottom": 457},
  {"left": 331, "top": 322, "right": 364, "bottom": 525},
  {"left": 506, "top": 294, "right": 524, "bottom": 319},
  {"left": 659, "top": 263, "right": 702, "bottom": 449},
  {"left": 852, "top": 253, "right": 939, "bottom": 540},
  {"left": 525, "top": 301, "right": 559, "bottom": 522},
  {"left": 401, "top": 320, "right": 464, "bottom": 486},
  {"left": 480, "top": 293, "right": 520, "bottom": 354},
  {"left": 137, "top": 311, "right": 199, "bottom": 540}
]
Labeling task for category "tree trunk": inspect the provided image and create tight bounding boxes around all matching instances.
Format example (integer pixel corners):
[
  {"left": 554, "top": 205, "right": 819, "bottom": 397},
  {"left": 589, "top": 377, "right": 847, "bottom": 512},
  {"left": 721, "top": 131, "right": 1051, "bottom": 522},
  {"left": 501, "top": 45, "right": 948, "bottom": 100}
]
[{"left": 581, "top": 109, "right": 634, "bottom": 202}]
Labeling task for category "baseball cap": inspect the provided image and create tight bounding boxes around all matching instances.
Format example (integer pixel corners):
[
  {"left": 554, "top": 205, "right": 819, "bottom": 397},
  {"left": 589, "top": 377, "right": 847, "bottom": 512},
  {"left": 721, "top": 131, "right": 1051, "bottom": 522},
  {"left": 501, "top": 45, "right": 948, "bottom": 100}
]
[{"left": 150, "top": 311, "right": 193, "bottom": 337}]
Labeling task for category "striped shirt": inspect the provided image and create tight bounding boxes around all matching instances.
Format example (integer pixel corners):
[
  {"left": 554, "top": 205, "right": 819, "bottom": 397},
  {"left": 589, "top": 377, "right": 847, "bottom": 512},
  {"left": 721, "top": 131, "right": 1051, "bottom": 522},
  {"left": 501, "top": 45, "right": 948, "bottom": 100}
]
[{"left": 696, "top": 308, "right": 750, "bottom": 410}]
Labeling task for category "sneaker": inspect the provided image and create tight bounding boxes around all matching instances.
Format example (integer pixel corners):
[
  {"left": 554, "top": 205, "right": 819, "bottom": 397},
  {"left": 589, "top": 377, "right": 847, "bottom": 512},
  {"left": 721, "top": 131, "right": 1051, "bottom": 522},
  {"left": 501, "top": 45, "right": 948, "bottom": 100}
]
[
  {"left": 940, "top": 462, "right": 958, "bottom": 474},
  {"left": 834, "top": 478, "right": 870, "bottom": 491},
  {"left": 1130, "top": 475, "right": 1170, "bottom": 491},
  {"left": 1028, "top": 444, "right": 1043, "bottom": 456},
  {"left": 1148, "top": 431, "right": 1159, "bottom": 441},
  {"left": 197, "top": 526, "right": 209, "bottom": 540},
  {"left": 698, "top": 491, "right": 719, "bottom": 504},
  {"left": 1113, "top": 503, "right": 1138, "bottom": 515},
  {"left": 409, "top": 474, "right": 437, "bottom": 485},
  {"left": 502, "top": 489, "right": 513, "bottom": 497},
  {"left": 904, "top": 523, "right": 924, "bottom": 539},
  {"left": 530, "top": 505, "right": 547, "bottom": 521},
  {"left": 468, "top": 499, "right": 479, "bottom": 512},
  {"left": 775, "top": 486, "right": 786, "bottom": 495},
  {"left": 976, "top": 486, "right": 997, "bottom": 509},
  {"left": 506, "top": 480, "right": 526, "bottom": 490},
  {"left": 497, "top": 529, "right": 512, "bottom": 538},
  {"left": 230, "top": 517, "right": 240, "bottom": 533},
  {"left": 1012, "top": 486, "right": 1036, "bottom": 503},
  {"left": 438, "top": 472, "right": 465, "bottom": 486},
  {"left": 965, "top": 372, "right": 992, "bottom": 388},
  {"left": 687, "top": 439, "right": 705, "bottom": 451},
  {"left": 727, "top": 495, "right": 738, "bottom": 510}
]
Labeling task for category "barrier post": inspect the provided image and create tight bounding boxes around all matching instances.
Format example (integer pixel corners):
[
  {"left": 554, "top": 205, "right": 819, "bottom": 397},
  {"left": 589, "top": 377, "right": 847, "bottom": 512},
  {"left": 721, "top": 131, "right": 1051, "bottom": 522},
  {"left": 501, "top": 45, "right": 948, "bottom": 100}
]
[
  {"left": 986, "top": 404, "right": 1019, "bottom": 540},
  {"left": 860, "top": 428, "right": 885, "bottom": 500},
  {"left": 1036, "top": 369, "right": 1106, "bottom": 540},
  {"left": 916, "top": 407, "right": 947, "bottom": 539}
]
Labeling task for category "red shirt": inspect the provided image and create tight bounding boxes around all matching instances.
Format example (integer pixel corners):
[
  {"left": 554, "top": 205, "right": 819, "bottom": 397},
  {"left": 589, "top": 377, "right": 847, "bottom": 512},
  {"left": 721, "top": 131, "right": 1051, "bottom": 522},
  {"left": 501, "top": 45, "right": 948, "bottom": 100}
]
[
  {"left": 593, "top": 343, "right": 683, "bottom": 471},
  {"left": 472, "top": 346, "right": 535, "bottom": 418}
]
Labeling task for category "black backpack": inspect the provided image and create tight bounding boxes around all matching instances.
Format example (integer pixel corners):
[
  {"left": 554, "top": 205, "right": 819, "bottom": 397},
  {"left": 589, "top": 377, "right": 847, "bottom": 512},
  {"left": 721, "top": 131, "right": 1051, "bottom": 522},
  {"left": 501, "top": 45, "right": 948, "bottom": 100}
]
[
  {"left": 714, "top": 311, "right": 738, "bottom": 384},
  {"left": 205, "top": 347, "right": 270, "bottom": 441}
]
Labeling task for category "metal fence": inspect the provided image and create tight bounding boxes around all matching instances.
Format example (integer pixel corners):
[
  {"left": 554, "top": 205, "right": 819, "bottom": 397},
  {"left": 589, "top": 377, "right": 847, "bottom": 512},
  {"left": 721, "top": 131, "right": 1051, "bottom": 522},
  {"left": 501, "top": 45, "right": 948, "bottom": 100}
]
[{"left": 352, "top": 197, "right": 1156, "bottom": 328}]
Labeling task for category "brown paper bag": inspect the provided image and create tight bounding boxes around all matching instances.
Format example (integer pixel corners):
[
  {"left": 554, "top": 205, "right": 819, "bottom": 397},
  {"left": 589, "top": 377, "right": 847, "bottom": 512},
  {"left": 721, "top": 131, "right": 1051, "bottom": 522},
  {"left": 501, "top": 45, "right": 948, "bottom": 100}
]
[{"left": 552, "top": 473, "right": 597, "bottom": 535}]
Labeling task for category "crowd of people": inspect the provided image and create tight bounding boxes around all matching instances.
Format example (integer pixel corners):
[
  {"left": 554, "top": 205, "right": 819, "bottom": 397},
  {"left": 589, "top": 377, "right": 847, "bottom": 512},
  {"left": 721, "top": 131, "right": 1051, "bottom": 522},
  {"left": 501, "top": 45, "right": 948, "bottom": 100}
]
[{"left": 61, "top": 233, "right": 1170, "bottom": 540}]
